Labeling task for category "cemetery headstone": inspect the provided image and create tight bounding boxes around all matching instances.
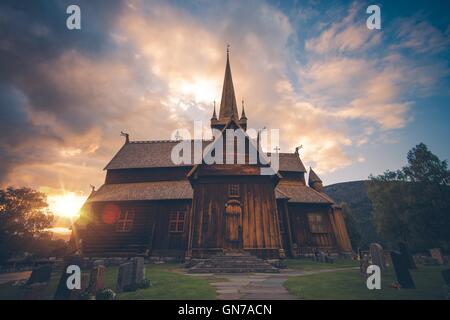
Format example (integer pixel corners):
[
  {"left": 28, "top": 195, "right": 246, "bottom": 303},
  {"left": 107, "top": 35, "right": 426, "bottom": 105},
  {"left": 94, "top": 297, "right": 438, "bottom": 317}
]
[
  {"left": 429, "top": 248, "right": 445, "bottom": 265},
  {"left": 398, "top": 242, "right": 416, "bottom": 269},
  {"left": 117, "top": 262, "right": 134, "bottom": 292},
  {"left": 54, "top": 255, "right": 82, "bottom": 300},
  {"left": 132, "top": 257, "right": 145, "bottom": 284},
  {"left": 27, "top": 264, "right": 52, "bottom": 285},
  {"left": 442, "top": 269, "right": 450, "bottom": 286},
  {"left": 390, "top": 251, "right": 415, "bottom": 289},
  {"left": 89, "top": 265, "right": 106, "bottom": 295},
  {"left": 69, "top": 273, "right": 90, "bottom": 300},
  {"left": 370, "top": 243, "right": 386, "bottom": 270}
]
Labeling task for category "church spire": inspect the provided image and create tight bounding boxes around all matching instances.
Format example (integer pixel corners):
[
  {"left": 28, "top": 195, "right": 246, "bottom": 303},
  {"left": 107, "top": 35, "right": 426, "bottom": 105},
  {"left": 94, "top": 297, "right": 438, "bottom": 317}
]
[{"left": 218, "top": 45, "right": 239, "bottom": 121}]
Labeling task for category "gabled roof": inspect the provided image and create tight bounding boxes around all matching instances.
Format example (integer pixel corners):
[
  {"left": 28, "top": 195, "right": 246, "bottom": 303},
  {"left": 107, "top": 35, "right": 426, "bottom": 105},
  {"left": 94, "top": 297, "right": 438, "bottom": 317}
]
[
  {"left": 187, "top": 118, "right": 279, "bottom": 178},
  {"left": 308, "top": 167, "right": 322, "bottom": 184},
  {"left": 272, "top": 152, "right": 306, "bottom": 172},
  {"left": 104, "top": 140, "right": 211, "bottom": 170},
  {"left": 276, "top": 181, "right": 333, "bottom": 204},
  {"left": 104, "top": 140, "right": 307, "bottom": 173}
]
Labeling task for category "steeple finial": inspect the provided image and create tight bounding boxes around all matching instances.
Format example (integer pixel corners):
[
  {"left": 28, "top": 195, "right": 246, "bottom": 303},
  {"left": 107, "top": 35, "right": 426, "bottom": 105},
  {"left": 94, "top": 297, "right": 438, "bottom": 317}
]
[
  {"left": 211, "top": 100, "right": 217, "bottom": 120},
  {"left": 240, "top": 99, "right": 247, "bottom": 120},
  {"left": 218, "top": 45, "right": 239, "bottom": 121}
]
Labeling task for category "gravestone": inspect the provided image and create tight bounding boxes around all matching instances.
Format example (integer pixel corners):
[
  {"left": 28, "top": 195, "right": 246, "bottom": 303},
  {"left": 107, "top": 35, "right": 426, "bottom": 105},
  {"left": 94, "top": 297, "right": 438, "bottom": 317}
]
[
  {"left": 443, "top": 269, "right": 450, "bottom": 300},
  {"left": 89, "top": 265, "right": 106, "bottom": 295},
  {"left": 117, "top": 262, "right": 134, "bottom": 292},
  {"left": 27, "top": 264, "right": 52, "bottom": 285},
  {"left": 442, "top": 269, "right": 450, "bottom": 286},
  {"left": 390, "top": 251, "right": 415, "bottom": 289},
  {"left": 69, "top": 273, "right": 90, "bottom": 300},
  {"left": 22, "top": 282, "right": 48, "bottom": 300},
  {"left": 429, "top": 248, "right": 445, "bottom": 265},
  {"left": 54, "top": 255, "right": 82, "bottom": 300},
  {"left": 132, "top": 257, "right": 145, "bottom": 284},
  {"left": 369, "top": 243, "right": 386, "bottom": 270},
  {"left": 398, "top": 242, "right": 416, "bottom": 269}
]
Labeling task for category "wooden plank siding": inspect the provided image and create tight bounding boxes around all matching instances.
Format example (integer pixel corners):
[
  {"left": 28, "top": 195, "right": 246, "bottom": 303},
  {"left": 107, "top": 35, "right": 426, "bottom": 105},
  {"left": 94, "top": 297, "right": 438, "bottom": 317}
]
[
  {"left": 287, "top": 203, "right": 338, "bottom": 255},
  {"left": 189, "top": 174, "right": 282, "bottom": 259},
  {"left": 80, "top": 200, "right": 191, "bottom": 257}
]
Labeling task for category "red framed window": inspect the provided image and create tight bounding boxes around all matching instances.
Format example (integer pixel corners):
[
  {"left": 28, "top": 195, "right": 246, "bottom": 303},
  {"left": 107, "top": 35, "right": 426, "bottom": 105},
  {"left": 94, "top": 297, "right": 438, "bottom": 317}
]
[
  {"left": 116, "top": 210, "right": 135, "bottom": 232},
  {"left": 169, "top": 211, "right": 185, "bottom": 233},
  {"left": 228, "top": 184, "right": 239, "bottom": 197},
  {"left": 308, "top": 213, "right": 327, "bottom": 233}
]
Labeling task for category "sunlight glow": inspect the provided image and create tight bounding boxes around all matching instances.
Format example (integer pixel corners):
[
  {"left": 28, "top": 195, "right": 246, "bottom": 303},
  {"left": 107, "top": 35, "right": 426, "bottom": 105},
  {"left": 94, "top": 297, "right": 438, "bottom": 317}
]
[{"left": 48, "top": 192, "right": 87, "bottom": 218}]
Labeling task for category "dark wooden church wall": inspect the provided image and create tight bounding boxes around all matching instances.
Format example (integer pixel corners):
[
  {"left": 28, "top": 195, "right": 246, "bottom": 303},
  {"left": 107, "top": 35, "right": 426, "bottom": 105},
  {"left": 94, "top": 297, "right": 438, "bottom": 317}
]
[
  {"left": 81, "top": 200, "right": 191, "bottom": 257},
  {"left": 287, "top": 203, "right": 338, "bottom": 254},
  {"left": 190, "top": 175, "right": 282, "bottom": 258}
]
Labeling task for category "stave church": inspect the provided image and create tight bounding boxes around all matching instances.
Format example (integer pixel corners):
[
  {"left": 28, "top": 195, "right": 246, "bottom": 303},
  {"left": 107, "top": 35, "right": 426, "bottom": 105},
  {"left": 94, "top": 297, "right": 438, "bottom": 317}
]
[{"left": 75, "top": 50, "right": 352, "bottom": 269}]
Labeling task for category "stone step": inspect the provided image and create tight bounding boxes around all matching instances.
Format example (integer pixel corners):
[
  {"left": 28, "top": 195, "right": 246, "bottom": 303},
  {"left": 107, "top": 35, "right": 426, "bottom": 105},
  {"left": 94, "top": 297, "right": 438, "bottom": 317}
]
[
  {"left": 188, "top": 267, "right": 279, "bottom": 274},
  {"left": 186, "top": 252, "right": 280, "bottom": 274}
]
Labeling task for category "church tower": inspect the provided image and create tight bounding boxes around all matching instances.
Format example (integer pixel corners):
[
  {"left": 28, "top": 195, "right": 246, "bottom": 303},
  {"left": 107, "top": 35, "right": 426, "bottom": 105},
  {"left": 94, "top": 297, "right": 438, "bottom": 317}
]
[{"left": 211, "top": 47, "right": 247, "bottom": 131}]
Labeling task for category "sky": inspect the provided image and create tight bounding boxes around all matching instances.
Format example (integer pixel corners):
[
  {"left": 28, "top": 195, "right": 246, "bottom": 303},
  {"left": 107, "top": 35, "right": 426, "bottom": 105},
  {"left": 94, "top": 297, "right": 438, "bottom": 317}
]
[{"left": 0, "top": 0, "right": 449, "bottom": 204}]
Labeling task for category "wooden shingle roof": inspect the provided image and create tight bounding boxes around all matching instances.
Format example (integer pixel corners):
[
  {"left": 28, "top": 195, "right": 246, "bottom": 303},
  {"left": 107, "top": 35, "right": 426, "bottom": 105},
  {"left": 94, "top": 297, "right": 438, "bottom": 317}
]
[
  {"left": 275, "top": 181, "right": 333, "bottom": 204},
  {"left": 86, "top": 180, "right": 193, "bottom": 202},
  {"left": 105, "top": 141, "right": 306, "bottom": 172}
]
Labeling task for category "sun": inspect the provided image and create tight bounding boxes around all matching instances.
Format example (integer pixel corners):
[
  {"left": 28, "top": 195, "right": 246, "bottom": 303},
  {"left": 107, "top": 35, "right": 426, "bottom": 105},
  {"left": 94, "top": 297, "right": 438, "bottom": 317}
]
[{"left": 48, "top": 192, "right": 87, "bottom": 218}]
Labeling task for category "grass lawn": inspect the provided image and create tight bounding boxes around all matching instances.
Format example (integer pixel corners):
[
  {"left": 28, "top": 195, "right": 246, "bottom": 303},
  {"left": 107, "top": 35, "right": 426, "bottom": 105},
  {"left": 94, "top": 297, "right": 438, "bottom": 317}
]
[
  {"left": 284, "top": 263, "right": 448, "bottom": 300},
  {"left": 0, "top": 263, "right": 216, "bottom": 300}
]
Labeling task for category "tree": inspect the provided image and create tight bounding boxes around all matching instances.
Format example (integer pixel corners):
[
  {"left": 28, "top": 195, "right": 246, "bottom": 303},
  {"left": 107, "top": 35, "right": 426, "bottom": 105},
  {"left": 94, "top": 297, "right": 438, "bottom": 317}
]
[
  {"left": 0, "top": 187, "right": 54, "bottom": 263},
  {"left": 368, "top": 143, "right": 450, "bottom": 251}
]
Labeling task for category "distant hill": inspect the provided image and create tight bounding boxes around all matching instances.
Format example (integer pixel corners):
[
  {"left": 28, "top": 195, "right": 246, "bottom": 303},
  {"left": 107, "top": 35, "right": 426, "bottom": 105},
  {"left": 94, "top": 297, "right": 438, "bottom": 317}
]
[{"left": 325, "top": 180, "right": 379, "bottom": 249}]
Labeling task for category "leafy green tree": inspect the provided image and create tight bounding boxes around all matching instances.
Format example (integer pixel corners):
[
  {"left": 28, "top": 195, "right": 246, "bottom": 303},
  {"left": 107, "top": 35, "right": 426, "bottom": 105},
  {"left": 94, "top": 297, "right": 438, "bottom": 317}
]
[
  {"left": 368, "top": 143, "right": 450, "bottom": 251},
  {"left": 0, "top": 187, "right": 54, "bottom": 263}
]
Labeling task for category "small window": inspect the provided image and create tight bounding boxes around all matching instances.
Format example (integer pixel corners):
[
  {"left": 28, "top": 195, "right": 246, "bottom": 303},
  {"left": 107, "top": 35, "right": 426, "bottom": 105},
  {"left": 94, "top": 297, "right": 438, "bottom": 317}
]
[
  {"left": 116, "top": 210, "right": 135, "bottom": 232},
  {"left": 228, "top": 184, "right": 239, "bottom": 197},
  {"left": 169, "top": 211, "right": 185, "bottom": 233},
  {"left": 308, "top": 213, "right": 327, "bottom": 233}
]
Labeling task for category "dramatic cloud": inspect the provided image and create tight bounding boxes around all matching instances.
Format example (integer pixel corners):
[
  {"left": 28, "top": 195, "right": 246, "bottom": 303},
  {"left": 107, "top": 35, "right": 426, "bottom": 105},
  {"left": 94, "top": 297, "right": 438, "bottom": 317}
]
[{"left": 0, "top": 0, "right": 449, "bottom": 193}]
